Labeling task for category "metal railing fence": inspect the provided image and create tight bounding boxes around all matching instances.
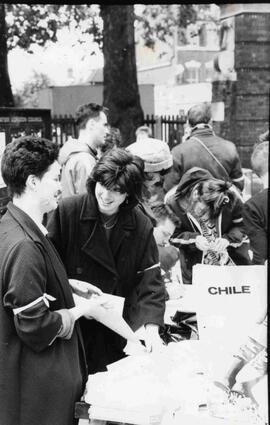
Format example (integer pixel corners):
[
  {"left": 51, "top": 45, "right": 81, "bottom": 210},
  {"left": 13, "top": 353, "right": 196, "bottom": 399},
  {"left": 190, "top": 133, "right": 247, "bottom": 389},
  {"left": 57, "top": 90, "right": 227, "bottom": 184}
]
[{"left": 51, "top": 114, "right": 186, "bottom": 147}]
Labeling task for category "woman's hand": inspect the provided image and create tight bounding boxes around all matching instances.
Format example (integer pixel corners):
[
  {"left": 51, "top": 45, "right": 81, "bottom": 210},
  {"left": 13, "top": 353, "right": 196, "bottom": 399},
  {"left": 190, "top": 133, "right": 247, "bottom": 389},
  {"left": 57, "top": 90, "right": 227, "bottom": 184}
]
[
  {"left": 83, "top": 294, "right": 114, "bottom": 320},
  {"left": 210, "top": 238, "right": 230, "bottom": 253},
  {"left": 195, "top": 235, "right": 210, "bottom": 251},
  {"left": 144, "top": 323, "right": 164, "bottom": 353},
  {"left": 71, "top": 293, "right": 113, "bottom": 320},
  {"left": 69, "top": 279, "right": 103, "bottom": 299},
  {"left": 165, "top": 281, "right": 185, "bottom": 300}
]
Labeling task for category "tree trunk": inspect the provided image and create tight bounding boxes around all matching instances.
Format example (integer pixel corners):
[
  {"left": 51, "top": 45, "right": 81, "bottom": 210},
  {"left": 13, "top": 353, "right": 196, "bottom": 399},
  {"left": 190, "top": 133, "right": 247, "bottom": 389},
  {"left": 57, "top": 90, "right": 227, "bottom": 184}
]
[
  {"left": 0, "top": 4, "right": 14, "bottom": 106},
  {"left": 100, "top": 5, "right": 144, "bottom": 147}
]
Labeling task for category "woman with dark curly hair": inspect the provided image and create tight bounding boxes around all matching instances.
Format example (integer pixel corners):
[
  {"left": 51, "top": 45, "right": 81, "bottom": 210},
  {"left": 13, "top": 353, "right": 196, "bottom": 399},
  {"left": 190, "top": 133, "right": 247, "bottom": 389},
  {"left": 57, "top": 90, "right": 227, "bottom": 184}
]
[
  {"left": 47, "top": 147, "right": 165, "bottom": 373},
  {"left": 166, "top": 167, "right": 251, "bottom": 284}
]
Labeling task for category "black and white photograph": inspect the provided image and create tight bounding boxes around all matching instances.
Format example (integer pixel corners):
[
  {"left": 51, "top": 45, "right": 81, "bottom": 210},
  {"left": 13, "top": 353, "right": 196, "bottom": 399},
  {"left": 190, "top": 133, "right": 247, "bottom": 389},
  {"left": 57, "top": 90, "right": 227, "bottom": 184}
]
[{"left": 0, "top": 3, "right": 268, "bottom": 425}]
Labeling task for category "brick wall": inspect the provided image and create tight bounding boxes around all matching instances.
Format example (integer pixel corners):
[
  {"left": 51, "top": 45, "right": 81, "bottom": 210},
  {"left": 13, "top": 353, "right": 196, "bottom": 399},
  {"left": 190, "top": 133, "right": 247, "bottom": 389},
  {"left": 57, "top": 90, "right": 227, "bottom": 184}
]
[
  {"left": 212, "top": 80, "right": 236, "bottom": 144},
  {"left": 212, "top": 12, "right": 270, "bottom": 168}
]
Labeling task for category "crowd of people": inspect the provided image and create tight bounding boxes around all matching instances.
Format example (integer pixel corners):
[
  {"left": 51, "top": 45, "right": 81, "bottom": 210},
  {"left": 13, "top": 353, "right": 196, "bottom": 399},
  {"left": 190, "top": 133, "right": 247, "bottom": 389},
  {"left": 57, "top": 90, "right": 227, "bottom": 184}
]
[{"left": 0, "top": 101, "right": 268, "bottom": 425}]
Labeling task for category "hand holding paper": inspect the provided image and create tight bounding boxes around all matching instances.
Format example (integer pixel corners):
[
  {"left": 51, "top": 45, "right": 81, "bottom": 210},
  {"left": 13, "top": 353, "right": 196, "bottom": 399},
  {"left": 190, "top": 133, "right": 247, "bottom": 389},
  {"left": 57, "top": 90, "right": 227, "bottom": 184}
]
[
  {"left": 73, "top": 293, "right": 141, "bottom": 343},
  {"left": 69, "top": 279, "right": 103, "bottom": 298},
  {"left": 144, "top": 324, "right": 164, "bottom": 353},
  {"left": 72, "top": 293, "right": 111, "bottom": 320}
]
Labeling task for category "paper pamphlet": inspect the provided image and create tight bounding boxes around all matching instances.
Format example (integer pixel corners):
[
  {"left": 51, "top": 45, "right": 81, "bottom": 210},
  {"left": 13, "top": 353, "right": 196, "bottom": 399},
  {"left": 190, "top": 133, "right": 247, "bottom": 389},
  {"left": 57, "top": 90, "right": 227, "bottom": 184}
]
[{"left": 73, "top": 293, "right": 140, "bottom": 343}]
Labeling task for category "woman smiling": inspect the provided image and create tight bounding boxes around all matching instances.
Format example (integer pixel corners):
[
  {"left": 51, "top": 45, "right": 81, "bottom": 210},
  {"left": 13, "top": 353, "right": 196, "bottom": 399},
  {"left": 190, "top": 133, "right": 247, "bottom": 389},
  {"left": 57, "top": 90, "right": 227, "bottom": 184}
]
[{"left": 47, "top": 147, "right": 166, "bottom": 373}]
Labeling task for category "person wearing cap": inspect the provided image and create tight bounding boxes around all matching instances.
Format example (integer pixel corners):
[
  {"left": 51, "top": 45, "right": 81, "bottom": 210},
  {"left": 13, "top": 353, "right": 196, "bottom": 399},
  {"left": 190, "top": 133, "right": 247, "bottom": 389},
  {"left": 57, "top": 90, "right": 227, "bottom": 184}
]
[
  {"left": 164, "top": 102, "right": 244, "bottom": 193},
  {"left": 126, "top": 137, "right": 173, "bottom": 216},
  {"left": 166, "top": 167, "right": 250, "bottom": 284},
  {"left": 127, "top": 138, "right": 180, "bottom": 298}
]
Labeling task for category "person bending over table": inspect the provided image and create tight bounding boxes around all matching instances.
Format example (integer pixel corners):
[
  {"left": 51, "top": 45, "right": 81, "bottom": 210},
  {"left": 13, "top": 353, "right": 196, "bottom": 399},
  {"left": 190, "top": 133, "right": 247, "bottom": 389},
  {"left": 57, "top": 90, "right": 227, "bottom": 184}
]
[{"left": 166, "top": 167, "right": 250, "bottom": 285}]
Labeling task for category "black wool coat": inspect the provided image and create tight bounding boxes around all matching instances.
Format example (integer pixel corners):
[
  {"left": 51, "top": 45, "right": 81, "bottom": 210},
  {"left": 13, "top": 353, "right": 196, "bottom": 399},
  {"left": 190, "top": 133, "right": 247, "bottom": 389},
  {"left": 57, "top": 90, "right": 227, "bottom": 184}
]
[
  {"left": 0, "top": 203, "right": 87, "bottom": 425},
  {"left": 47, "top": 190, "right": 165, "bottom": 373}
]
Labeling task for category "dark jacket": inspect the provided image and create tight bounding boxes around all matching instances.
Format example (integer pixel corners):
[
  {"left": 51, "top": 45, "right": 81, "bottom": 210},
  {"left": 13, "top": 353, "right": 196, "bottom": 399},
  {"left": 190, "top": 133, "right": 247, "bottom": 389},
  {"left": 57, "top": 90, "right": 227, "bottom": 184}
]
[
  {"left": 0, "top": 203, "right": 87, "bottom": 425},
  {"left": 47, "top": 188, "right": 165, "bottom": 373},
  {"left": 164, "top": 126, "right": 244, "bottom": 192},
  {"left": 243, "top": 188, "right": 268, "bottom": 264},
  {"left": 166, "top": 168, "right": 250, "bottom": 284}
]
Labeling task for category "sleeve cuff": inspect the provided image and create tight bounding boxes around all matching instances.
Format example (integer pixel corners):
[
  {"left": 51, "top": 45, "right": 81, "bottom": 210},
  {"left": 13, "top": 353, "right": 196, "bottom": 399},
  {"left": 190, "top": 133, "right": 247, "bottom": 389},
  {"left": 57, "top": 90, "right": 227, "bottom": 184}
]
[{"left": 55, "top": 309, "right": 76, "bottom": 340}]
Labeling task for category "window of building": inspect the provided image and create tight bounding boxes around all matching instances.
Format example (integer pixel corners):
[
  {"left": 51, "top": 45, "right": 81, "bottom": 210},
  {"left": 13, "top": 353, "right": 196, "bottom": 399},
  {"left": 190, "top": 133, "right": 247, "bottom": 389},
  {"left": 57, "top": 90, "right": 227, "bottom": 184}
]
[
  {"left": 174, "top": 64, "right": 184, "bottom": 85},
  {"left": 185, "top": 60, "right": 201, "bottom": 83},
  {"left": 205, "top": 60, "right": 214, "bottom": 82}
]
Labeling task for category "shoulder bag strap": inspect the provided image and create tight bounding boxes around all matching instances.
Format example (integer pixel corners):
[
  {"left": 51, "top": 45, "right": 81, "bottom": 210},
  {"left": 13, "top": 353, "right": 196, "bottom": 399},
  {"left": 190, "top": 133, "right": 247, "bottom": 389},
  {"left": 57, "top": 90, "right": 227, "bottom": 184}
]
[
  {"left": 192, "top": 136, "right": 244, "bottom": 202},
  {"left": 191, "top": 136, "right": 230, "bottom": 181}
]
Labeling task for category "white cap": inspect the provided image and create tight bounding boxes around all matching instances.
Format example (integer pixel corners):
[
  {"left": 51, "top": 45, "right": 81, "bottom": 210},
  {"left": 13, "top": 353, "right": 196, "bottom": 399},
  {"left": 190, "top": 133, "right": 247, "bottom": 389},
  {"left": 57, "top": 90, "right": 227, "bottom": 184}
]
[{"left": 127, "top": 138, "right": 173, "bottom": 173}]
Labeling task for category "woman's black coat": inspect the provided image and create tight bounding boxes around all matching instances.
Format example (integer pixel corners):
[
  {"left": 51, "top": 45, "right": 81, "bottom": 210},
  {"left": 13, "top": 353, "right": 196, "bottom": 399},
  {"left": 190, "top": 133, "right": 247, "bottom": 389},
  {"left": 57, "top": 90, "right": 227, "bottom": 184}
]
[
  {"left": 0, "top": 203, "right": 87, "bottom": 425},
  {"left": 47, "top": 189, "right": 165, "bottom": 373}
]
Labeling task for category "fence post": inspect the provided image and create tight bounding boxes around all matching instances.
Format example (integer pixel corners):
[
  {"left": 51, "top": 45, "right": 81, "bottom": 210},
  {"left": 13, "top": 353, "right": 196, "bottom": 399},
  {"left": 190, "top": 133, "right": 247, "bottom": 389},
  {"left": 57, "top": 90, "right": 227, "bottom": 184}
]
[{"left": 155, "top": 116, "right": 162, "bottom": 140}]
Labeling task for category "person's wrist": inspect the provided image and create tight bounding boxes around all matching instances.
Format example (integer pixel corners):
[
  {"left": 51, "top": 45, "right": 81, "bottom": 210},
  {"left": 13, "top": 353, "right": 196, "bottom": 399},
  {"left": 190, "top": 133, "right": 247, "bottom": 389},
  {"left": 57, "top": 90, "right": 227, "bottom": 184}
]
[
  {"left": 145, "top": 323, "right": 159, "bottom": 336},
  {"left": 69, "top": 305, "right": 86, "bottom": 321},
  {"left": 224, "top": 239, "right": 230, "bottom": 248}
]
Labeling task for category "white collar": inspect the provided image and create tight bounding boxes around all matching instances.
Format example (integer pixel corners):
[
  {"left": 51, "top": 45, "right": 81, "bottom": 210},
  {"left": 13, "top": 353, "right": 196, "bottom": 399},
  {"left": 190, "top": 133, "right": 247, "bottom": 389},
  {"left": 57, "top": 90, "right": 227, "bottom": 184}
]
[
  {"left": 25, "top": 210, "right": 48, "bottom": 236},
  {"left": 32, "top": 217, "right": 48, "bottom": 236},
  {"left": 12, "top": 200, "right": 48, "bottom": 236}
]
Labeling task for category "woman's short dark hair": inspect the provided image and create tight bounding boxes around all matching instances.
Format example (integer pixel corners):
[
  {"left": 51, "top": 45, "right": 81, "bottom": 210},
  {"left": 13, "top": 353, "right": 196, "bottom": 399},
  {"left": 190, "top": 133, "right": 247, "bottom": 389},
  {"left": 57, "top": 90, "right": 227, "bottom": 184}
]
[
  {"left": 1, "top": 135, "right": 59, "bottom": 197},
  {"left": 87, "top": 147, "right": 146, "bottom": 204}
]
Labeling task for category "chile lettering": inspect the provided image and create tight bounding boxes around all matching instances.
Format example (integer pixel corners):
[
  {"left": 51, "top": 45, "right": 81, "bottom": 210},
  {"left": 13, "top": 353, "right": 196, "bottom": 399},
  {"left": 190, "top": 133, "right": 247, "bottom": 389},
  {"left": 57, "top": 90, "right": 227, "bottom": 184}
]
[{"left": 208, "top": 286, "right": 251, "bottom": 295}]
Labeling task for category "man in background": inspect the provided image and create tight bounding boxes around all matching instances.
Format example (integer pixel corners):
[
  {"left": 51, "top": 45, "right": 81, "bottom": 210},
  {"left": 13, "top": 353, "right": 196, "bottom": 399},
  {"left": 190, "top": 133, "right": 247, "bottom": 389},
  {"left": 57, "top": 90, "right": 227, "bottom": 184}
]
[
  {"left": 135, "top": 125, "right": 152, "bottom": 141},
  {"left": 59, "top": 103, "right": 109, "bottom": 197},
  {"left": 164, "top": 102, "right": 244, "bottom": 193}
]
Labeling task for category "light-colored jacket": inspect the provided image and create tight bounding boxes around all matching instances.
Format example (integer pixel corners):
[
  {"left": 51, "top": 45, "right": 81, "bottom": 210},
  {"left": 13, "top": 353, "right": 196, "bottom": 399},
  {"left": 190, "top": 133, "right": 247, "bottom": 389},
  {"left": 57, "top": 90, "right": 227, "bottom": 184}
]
[{"left": 59, "top": 138, "right": 97, "bottom": 198}]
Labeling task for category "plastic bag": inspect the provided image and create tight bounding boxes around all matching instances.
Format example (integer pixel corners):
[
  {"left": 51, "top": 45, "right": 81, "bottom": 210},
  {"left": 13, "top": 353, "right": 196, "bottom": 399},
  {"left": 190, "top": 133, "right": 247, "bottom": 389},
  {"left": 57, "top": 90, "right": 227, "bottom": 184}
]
[{"left": 160, "top": 311, "right": 198, "bottom": 344}]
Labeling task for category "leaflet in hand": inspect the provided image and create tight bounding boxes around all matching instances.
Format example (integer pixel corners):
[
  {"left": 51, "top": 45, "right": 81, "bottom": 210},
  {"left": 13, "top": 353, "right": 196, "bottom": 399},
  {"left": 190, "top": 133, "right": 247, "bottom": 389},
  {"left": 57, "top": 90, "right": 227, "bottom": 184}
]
[{"left": 73, "top": 293, "right": 140, "bottom": 343}]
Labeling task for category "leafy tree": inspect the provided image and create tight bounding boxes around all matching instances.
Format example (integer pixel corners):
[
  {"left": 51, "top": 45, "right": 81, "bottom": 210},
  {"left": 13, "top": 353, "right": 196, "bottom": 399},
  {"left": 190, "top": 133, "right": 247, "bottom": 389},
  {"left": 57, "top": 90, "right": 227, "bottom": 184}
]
[
  {"left": 14, "top": 71, "right": 52, "bottom": 108},
  {"left": 135, "top": 4, "right": 198, "bottom": 49},
  {"left": 5, "top": 4, "right": 101, "bottom": 51},
  {"left": 1, "top": 4, "right": 100, "bottom": 106},
  {"left": 0, "top": 3, "right": 208, "bottom": 143}
]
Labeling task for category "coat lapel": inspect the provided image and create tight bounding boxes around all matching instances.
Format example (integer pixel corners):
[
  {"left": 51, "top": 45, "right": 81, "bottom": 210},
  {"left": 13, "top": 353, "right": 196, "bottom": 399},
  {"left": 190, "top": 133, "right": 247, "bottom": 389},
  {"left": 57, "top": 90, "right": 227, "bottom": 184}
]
[
  {"left": 79, "top": 193, "right": 118, "bottom": 277},
  {"left": 7, "top": 203, "right": 74, "bottom": 307},
  {"left": 79, "top": 194, "right": 137, "bottom": 277},
  {"left": 81, "top": 220, "right": 118, "bottom": 276},
  {"left": 110, "top": 209, "right": 136, "bottom": 257}
]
